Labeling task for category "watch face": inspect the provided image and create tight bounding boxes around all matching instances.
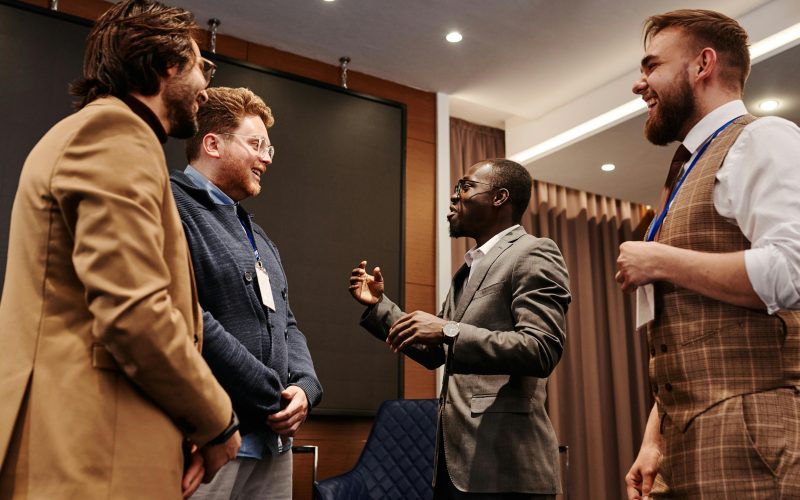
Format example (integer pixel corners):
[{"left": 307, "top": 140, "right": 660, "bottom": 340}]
[{"left": 443, "top": 322, "right": 459, "bottom": 337}]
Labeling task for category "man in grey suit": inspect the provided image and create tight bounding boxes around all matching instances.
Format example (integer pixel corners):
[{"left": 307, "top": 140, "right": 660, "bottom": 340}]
[{"left": 349, "top": 159, "right": 570, "bottom": 499}]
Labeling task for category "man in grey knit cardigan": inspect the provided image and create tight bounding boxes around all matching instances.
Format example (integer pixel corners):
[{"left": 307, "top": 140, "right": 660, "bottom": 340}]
[{"left": 171, "top": 87, "right": 322, "bottom": 499}]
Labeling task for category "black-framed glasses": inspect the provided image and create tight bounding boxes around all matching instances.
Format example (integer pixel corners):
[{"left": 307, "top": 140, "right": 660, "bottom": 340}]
[
  {"left": 200, "top": 57, "right": 217, "bottom": 88},
  {"left": 220, "top": 133, "right": 275, "bottom": 160},
  {"left": 453, "top": 179, "right": 494, "bottom": 197}
]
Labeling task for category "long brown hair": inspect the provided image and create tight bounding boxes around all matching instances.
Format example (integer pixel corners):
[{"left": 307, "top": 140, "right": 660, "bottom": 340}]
[{"left": 70, "top": 0, "right": 198, "bottom": 109}]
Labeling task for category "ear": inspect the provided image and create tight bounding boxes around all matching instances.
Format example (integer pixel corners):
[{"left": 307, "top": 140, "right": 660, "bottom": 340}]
[
  {"left": 202, "top": 133, "right": 222, "bottom": 159},
  {"left": 493, "top": 188, "right": 510, "bottom": 208},
  {"left": 693, "top": 47, "right": 717, "bottom": 83}
]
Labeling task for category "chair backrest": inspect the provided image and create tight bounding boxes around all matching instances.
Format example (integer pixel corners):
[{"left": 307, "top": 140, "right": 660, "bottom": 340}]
[{"left": 351, "top": 398, "right": 438, "bottom": 499}]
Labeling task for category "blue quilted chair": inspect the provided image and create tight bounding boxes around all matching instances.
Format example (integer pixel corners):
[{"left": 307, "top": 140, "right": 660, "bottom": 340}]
[{"left": 314, "top": 399, "right": 438, "bottom": 500}]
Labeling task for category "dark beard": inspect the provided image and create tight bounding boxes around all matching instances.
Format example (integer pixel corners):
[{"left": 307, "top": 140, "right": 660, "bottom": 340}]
[
  {"left": 164, "top": 78, "right": 199, "bottom": 139},
  {"left": 645, "top": 76, "right": 695, "bottom": 146},
  {"left": 448, "top": 219, "right": 464, "bottom": 238}
]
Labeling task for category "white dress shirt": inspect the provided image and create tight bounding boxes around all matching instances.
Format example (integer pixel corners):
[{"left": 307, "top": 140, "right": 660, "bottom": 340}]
[
  {"left": 464, "top": 224, "right": 521, "bottom": 283},
  {"left": 679, "top": 100, "right": 800, "bottom": 313}
]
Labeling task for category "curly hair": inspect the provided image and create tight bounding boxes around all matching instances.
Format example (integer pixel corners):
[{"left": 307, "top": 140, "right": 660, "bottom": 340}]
[
  {"left": 185, "top": 87, "right": 275, "bottom": 163},
  {"left": 70, "top": 0, "right": 199, "bottom": 109}
]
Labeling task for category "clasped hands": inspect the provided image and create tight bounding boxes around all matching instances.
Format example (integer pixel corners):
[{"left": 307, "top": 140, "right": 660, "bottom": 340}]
[{"left": 349, "top": 260, "right": 446, "bottom": 351}]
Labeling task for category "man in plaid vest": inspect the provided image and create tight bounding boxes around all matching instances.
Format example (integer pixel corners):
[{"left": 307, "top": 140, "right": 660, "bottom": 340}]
[{"left": 616, "top": 9, "right": 800, "bottom": 499}]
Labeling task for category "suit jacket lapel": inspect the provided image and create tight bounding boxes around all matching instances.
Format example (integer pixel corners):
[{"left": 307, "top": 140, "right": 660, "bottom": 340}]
[
  {"left": 445, "top": 264, "right": 469, "bottom": 319},
  {"left": 452, "top": 226, "right": 526, "bottom": 321}
]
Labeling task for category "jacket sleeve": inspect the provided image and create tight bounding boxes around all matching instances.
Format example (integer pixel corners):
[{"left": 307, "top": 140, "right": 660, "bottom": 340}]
[
  {"left": 258, "top": 235, "right": 323, "bottom": 408},
  {"left": 360, "top": 295, "right": 446, "bottom": 370},
  {"left": 52, "top": 109, "right": 231, "bottom": 446},
  {"left": 450, "top": 238, "right": 570, "bottom": 377},
  {"left": 200, "top": 309, "right": 284, "bottom": 418},
  {"left": 285, "top": 302, "right": 323, "bottom": 408}
]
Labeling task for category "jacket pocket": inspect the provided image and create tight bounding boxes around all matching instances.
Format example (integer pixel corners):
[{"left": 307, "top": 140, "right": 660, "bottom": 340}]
[
  {"left": 470, "top": 394, "right": 531, "bottom": 414},
  {"left": 472, "top": 282, "right": 504, "bottom": 300}
]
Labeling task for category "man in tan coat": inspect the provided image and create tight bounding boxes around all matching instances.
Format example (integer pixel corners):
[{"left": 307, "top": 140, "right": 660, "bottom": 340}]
[{"left": 0, "top": 1, "right": 240, "bottom": 498}]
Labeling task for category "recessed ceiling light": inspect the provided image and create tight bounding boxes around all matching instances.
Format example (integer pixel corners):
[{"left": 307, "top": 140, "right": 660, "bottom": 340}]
[
  {"left": 446, "top": 31, "right": 463, "bottom": 43},
  {"left": 758, "top": 99, "right": 780, "bottom": 112},
  {"left": 323, "top": 0, "right": 334, "bottom": 2},
  {"left": 601, "top": 163, "right": 616, "bottom": 172}
]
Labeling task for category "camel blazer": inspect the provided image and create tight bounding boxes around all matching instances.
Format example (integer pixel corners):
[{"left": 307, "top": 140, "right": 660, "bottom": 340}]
[
  {"left": 362, "top": 226, "right": 570, "bottom": 494},
  {"left": 0, "top": 97, "right": 231, "bottom": 499}
]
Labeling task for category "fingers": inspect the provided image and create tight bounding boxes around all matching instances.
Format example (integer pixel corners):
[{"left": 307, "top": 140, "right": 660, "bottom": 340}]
[
  {"left": 373, "top": 266, "right": 383, "bottom": 283},
  {"left": 641, "top": 469, "right": 655, "bottom": 497},
  {"left": 625, "top": 471, "right": 643, "bottom": 500},
  {"left": 387, "top": 313, "right": 413, "bottom": 349},
  {"left": 182, "top": 447, "right": 204, "bottom": 498}
]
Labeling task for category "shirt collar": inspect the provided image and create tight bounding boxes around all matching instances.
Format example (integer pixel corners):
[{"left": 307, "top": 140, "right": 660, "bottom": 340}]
[
  {"left": 184, "top": 165, "right": 236, "bottom": 206},
  {"left": 121, "top": 94, "right": 168, "bottom": 144},
  {"left": 465, "top": 224, "right": 520, "bottom": 267},
  {"left": 682, "top": 100, "right": 747, "bottom": 154}
]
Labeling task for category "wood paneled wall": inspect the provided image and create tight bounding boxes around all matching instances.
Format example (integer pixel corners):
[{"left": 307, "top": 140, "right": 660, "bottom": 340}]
[{"left": 21, "top": 0, "right": 438, "bottom": 496}]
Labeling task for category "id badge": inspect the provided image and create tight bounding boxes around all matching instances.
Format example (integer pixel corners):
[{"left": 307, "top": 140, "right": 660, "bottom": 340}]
[
  {"left": 255, "top": 261, "right": 276, "bottom": 311},
  {"left": 635, "top": 284, "right": 655, "bottom": 328}
]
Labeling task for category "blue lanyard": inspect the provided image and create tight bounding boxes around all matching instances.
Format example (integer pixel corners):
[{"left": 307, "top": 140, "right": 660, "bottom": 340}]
[
  {"left": 646, "top": 115, "right": 742, "bottom": 241},
  {"left": 238, "top": 215, "right": 261, "bottom": 262}
]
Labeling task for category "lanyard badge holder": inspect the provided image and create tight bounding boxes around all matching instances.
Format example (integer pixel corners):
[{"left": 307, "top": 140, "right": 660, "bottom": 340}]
[
  {"left": 637, "top": 115, "right": 742, "bottom": 328},
  {"left": 240, "top": 216, "right": 276, "bottom": 311}
]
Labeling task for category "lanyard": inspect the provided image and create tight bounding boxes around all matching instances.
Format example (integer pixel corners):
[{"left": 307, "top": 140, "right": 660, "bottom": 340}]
[
  {"left": 646, "top": 115, "right": 742, "bottom": 241},
  {"left": 238, "top": 213, "right": 261, "bottom": 262}
]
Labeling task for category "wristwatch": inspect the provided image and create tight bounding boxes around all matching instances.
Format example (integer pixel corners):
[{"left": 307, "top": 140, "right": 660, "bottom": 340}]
[
  {"left": 442, "top": 322, "right": 460, "bottom": 345},
  {"left": 206, "top": 411, "right": 240, "bottom": 446}
]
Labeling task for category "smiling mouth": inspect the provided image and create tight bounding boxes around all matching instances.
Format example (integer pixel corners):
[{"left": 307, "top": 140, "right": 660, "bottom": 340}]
[{"left": 251, "top": 168, "right": 262, "bottom": 179}]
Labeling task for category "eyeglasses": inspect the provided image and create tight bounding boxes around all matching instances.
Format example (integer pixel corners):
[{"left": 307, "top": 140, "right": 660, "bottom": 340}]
[
  {"left": 200, "top": 57, "right": 217, "bottom": 88},
  {"left": 220, "top": 133, "right": 275, "bottom": 160},
  {"left": 453, "top": 179, "right": 494, "bottom": 197}
]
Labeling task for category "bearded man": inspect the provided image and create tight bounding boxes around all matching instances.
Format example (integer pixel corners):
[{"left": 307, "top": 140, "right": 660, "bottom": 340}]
[{"left": 616, "top": 9, "right": 800, "bottom": 499}]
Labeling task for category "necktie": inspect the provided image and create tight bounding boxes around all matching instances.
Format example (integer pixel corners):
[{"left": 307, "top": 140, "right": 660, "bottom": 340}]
[{"left": 654, "top": 144, "right": 691, "bottom": 217}]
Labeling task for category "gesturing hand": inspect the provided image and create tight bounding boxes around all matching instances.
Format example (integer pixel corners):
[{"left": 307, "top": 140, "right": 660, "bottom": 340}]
[{"left": 349, "top": 260, "right": 384, "bottom": 305}]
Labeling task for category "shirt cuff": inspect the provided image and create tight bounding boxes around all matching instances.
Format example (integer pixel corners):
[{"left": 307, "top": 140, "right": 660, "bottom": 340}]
[{"left": 744, "top": 246, "right": 800, "bottom": 314}]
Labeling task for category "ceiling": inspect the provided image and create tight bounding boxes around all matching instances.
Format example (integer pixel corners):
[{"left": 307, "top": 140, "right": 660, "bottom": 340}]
[{"left": 172, "top": 0, "right": 800, "bottom": 205}]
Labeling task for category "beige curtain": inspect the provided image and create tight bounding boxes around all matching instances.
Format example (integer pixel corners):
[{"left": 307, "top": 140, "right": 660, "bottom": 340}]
[
  {"left": 449, "top": 117, "right": 505, "bottom": 273},
  {"left": 523, "top": 182, "right": 651, "bottom": 500}
]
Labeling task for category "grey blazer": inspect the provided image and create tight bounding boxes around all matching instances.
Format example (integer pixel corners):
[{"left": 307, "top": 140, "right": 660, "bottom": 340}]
[{"left": 361, "top": 226, "right": 570, "bottom": 494}]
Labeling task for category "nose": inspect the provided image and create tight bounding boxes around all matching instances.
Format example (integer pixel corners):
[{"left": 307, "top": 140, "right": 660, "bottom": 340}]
[
  {"left": 197, "top": 89, "right": 208, "bottom": 104},
  {"left": 450, "top": 191, "right": 459, "bottom": 203},
  {"left": 632, "top": 75, "right": 647, "bottom": 96}
]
